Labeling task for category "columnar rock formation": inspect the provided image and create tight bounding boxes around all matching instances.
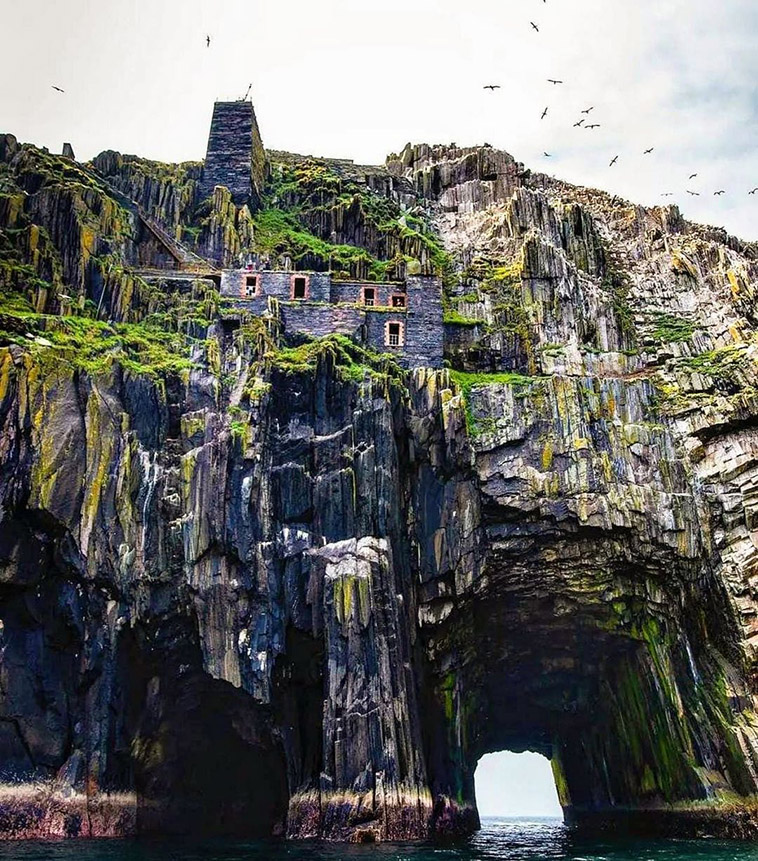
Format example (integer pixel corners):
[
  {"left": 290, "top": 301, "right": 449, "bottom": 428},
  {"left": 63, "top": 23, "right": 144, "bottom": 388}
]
[{"left": 0, "top": 125, "right": 758, "bottom": 841}]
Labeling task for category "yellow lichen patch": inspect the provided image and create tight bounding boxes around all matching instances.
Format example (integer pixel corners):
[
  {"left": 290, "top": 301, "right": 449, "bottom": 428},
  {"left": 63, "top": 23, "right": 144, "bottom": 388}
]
[
  {"left": 80, "top": 384, "right": 116, "bottom": 553},
  {"left": 0, "top": 350, "right": 14, "bottom": 404},
  {"left": 671, "top": 251, "right": 698, "bottom": 279}
]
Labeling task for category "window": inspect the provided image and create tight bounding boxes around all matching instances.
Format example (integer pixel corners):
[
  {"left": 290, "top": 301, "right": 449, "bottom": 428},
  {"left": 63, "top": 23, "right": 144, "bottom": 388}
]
[
  {"left": 386, "top": 321, "right": 404, "bottom": 347},
  {"left": 391, "top": 294, "right": 406, "bottom": 308},
  {"left": 291, "top": 275, "right": 309, "bottom": 300},
  {"left": 363, "top": 287, "right": 376, "bottom": 307},
  {"left": 243, "top": 275, "right": 258, "bottom": 298}
]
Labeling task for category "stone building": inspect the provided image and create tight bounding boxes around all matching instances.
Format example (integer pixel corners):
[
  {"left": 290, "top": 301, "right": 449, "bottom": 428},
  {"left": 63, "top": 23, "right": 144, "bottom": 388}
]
[
  {"left": 201, "top": 100, "right": 265, "bottom": 207},
  {"left": 220, "top": 269, "right": 444, "bottom": 368}
]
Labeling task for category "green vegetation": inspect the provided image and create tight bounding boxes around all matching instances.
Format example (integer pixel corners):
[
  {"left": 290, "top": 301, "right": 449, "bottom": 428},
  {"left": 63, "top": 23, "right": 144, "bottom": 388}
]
[
  {"left": 257, "top": 158, "right": 453, "bottom": 282},
  {"left": 650, "top": 313, "right": 695, "bottom": 344},
  {"left": 680, "top": 345, "right": 748, "bottom": 384},
  {"left": 449, "top": 369, "right": 537, "bottom": 435},
  {"left": 253, "top": 208, "right": 392, "bottom": 281},
  {"left": 0, "top": 284, "right": 196, "bottom": 379},
  {"left": 443, "top": 309, "right": 479, "bottom": 326},
  {"left": 264, "top": 333, "right": 406, "bottom": 386}
]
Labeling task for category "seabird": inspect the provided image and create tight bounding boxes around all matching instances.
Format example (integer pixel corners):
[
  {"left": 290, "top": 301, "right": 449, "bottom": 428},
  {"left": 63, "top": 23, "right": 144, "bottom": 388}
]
[
  {"left": 573, "top": 119, "right": 585, "bottom": 127},
  {"left": 543, "top": 152, "right": 552, "bottom": 157},
  {"left": 749, "top": 188, "right": 758, "bottom": 195},
  {"left": 609, "top": 155, "right": 619, "bottom": 167},
  {"left": 206, "top": 35, "right": 211, "bottom": 47},
  {"left": 483, "top": 85, "right": 501, "bottom": 91},
  {"left": 686, "top": 190, "right": 700, "bottom": 196},
  {"left": 585, "top": 124, "right": 601, "bottom": 129},
  {"left": 689, "top": 173, "right": 697, "bottom": 179},
  {"left": 644, "top": 148, "right": 654, "bottom": 154},
  {"left": 531, "top": 21, "right": 540, "bottom": 31},
  {"left": 541, "top": 107, "right": 549, "bottom": 119},
  {"left": 713, "top": 190, "right": 725, "bottom": 196},
  {"left": 661, "top": 193, "right": 674, "bottom": 197},
  {"left": 581, "top": 106, "right": 594, "bottom": 114},
  {"left": 547, "top": 79, "right": 563, "bottom": 85},
  {"left": 51, "top": 86, "right": 65, "bottom": 93}
]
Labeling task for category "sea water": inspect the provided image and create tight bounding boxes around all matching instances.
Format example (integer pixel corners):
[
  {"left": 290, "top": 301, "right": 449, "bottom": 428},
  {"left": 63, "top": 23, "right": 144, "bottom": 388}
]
[{"left": 1, "top": 817, "right": 757, "bottom": 861}]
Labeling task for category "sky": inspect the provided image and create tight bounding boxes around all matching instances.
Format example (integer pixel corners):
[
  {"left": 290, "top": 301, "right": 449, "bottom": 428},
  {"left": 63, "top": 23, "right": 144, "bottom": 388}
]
[
  {"left": 1, "top": 0, "right": 756, "bottom": 239},
  {"left": 476, "top": 752, "right": 562, "bottom": 817}
]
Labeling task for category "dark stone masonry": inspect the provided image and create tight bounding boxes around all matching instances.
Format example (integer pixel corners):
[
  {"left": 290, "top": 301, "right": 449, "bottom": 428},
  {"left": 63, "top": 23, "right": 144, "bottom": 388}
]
[
  {"left": 220, "top": 269, "right": 444, "bottom": 368},
  {"left": 201, "top": 100, "right": 265, "bottom": 207}
]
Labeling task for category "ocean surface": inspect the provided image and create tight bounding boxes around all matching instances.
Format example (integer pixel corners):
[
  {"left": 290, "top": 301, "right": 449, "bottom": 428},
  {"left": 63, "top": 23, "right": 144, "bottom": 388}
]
[{"left": 2, "top": 817, "right": 758, "bottom": 861}]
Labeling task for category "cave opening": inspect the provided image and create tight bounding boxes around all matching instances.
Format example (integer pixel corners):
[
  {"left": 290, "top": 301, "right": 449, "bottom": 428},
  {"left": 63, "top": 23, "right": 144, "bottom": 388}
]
[{"left": 474, "top": 751, "right": 562, "bottom": 819}]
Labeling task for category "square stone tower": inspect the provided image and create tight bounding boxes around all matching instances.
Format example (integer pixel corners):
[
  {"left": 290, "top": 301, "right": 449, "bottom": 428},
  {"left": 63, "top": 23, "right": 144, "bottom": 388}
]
[{"left": 201, "top": 100, "right": 265, "bottom": 208}]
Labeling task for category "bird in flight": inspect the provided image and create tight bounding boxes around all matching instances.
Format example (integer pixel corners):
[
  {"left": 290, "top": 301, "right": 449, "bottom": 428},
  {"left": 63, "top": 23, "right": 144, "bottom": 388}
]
[
  {"left": 581, "top": 106, "right": 594, "bottom": 114},
  {"left": 51, "top": 85, "right": 65, "bottom": 93},
  {"left": 483, "top": 84, "right": 501, "bottom": 91},
  {"left": 661, "top": 193, "right": 674, "bottom": 197},
  {"left": 573, "top": 119, "right": 585, "bottom": 127},
  {"left": 543, "top": 152, "right": 552, "bottom": 157},
  {"left": 689, "top": 173, "right": 697, "bottom": 180},
  {"left": 609, "top": 156, "right": 619, "bottom": 167},
  {"left": 644, "top": 148, "right": 654, "bottom": 154},
  {"left": 206, "top": 35, "right": 211, "bottom": 47},
  {"left": 541, "top": 107, "right": 549, "bottom": 119},
  {"left": 749, "top": 188, "right": 758, "bottom": 195},
  {"left": 531, "top": 22, "right": 540, "bottom": 31},
  {"left": 713, "top": 190, "right": 725, "bottom": 196},
  {"left": 585, "top": 124, "right": 601, "bottom": 129},
  {"left": 686, "top": 190, "right": 700, "bottom": 196},
  {"left": 547, "top": 79, "right": 563, "bottom": 85}
]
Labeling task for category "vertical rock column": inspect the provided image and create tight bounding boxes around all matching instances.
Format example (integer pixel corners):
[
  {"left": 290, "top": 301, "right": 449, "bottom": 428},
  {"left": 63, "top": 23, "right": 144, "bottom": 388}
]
[{"left": 286, "top": 537, "right": 433, "bottom": 842}]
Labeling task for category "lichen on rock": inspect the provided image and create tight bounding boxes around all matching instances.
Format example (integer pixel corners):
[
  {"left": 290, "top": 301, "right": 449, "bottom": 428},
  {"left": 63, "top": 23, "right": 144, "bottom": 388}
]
[{"left": 1, "top": 128, "right": 758, "bottom": 842}]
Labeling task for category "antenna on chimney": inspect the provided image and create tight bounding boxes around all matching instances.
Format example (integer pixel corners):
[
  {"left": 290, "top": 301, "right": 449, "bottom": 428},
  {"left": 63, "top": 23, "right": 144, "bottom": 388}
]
[{"left": 243, "top": 83, "right": 252, "bottom": 101}]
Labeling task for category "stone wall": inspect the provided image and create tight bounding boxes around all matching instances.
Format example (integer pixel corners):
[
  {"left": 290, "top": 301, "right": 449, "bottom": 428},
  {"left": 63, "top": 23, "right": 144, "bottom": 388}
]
[
  {"left": 201, "top": 101, "right": 265, "bottom": 207},
  {"left": 402, "top": 276, "right": 445, "bottom": 368},
  {"left": 219, "top": 270, "right": 445, "bottom": 368},
  {"left": 281, "top": 303, "right": 365, "bottom": 339}
]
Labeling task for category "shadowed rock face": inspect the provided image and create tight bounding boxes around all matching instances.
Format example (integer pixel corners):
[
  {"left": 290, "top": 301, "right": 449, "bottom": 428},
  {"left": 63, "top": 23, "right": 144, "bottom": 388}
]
[{"left": 1, "top": 131, "right": 758, "bottom": 841}]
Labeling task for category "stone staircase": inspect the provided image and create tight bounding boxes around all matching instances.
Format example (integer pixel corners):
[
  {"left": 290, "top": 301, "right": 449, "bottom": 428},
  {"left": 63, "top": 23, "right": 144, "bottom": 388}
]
[{"left": 96, "top": 174, "right": 219, "bottom": 276}]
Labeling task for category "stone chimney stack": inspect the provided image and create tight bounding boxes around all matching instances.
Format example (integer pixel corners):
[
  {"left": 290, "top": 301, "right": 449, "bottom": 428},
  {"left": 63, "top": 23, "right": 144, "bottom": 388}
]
[{"left": 201, "top": 100, "right": 265, "bottom": 209}]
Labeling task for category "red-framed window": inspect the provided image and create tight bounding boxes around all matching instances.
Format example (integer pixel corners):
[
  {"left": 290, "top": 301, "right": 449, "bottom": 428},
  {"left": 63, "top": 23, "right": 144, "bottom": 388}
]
[{"left": 291, "top": 274, "right": 310, "bottom": 300}]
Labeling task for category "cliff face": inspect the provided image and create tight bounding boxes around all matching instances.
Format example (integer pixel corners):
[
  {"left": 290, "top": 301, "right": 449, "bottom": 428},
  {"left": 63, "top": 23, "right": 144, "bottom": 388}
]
[{"left": 1, "top": 129, "right": 758, "bottom": 841}]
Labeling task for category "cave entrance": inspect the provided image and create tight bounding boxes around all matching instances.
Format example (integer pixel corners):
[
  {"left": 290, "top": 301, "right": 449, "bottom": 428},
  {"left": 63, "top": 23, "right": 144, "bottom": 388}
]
[{"left": 475, "top": 751, "right": 562, "bottom": 819}]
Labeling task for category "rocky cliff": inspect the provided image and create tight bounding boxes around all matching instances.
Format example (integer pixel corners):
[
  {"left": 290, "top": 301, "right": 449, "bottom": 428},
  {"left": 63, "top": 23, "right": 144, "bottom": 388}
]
[{"left": 1, "top": 129, "right": 758, "bottom": 841}]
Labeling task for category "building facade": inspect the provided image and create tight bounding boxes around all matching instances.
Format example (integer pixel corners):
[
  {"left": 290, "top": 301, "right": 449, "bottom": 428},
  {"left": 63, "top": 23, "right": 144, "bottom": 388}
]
[{"left": 220, "top": 269, "right": 444, "bottom": 368}]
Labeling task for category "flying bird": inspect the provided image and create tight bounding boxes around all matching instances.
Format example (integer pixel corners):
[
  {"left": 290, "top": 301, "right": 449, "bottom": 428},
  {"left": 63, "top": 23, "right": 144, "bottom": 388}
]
[
  {"left": 749, "top": 188, "right": 758, "bottom": 195},
  {"left": 661, "top": 193, "right": 674, "bottom": 197},
  {"left": 51, "top": 86, "right": 65, "bottom": 93},
  {"left": 586, "top": 124, "right": 601, "bottom": 129},
  {"left": 206, "top": 35, "right": 211, "bottom": 47},
  {"left": 644, "top": 148, "right": 654, "bottom": 154},
  {"left": 713, "top": 190, "right": 725, "bottom": 196},
  {"left": 689, "top": 173, "right": 698, "bottom": 180},
  {"left": 573, "top": 119, "right": 585, "bottom": 127},
  {"left": 581, "top": 106, "right": 594, "bottom": 114},
  {"left": 531, "top": 21, "right": 540, "bottom": 31},
  {"left": 609, "top": 156, "right": 619, "bottom": 167},
  {"left": 686, "top": 190, "right": 700, "bottom": 196},
  {"left": 547, "top": 79, "right": 563, "bottom": 85},
  {"left": 543, "top": 152, "right": 552, "bottom": 157},
  {"left": 483, "top": 84, "right": 501, "bottom": 91},
  {"left": 541, "top": 107, "right": 549, "bottom": 119}
]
